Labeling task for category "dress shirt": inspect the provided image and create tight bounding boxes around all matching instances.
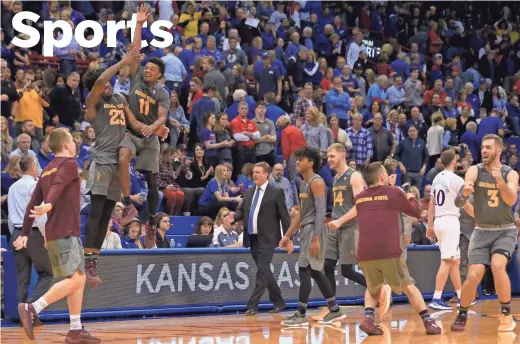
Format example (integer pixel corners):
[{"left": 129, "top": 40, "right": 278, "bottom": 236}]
[
  {"left": 9, "top": 149, "right": 42, "bottom": 175},
  {"left": 7, "top": 174, "right": 36, "bottom": 231},
  {"left": 252, "top": 181, "right": 268, "bottom": 234},
  {"left": 161, "top": 53, "right": 187, "bottom": 82}
]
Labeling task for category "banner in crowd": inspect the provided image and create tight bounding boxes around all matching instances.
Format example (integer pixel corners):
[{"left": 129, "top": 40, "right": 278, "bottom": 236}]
[{"left": 362, "top": 39, "right": 383, "bottom": 60}]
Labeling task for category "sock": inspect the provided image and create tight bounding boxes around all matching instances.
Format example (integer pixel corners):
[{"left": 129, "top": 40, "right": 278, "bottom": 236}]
[
  {"left": 70, "top": 314, "right": 82, "bottom": 330},
  {"left": 365, "top": 307, "right": 375, "bottom": 319},
  {"left": 456, "top": 290, "right": 462, "bottom": 299},
  {"left": 501, "top": 302, "right": 511, "bottom": 316},
  {"left": 296, "top": 302, "right": 307, "bottom": 316},
  {"left": 419, "top": 310, "right": 432, "bottom": 321},
  {"left": 433, "top": 290, "right": 442, "bottom": 300},
  {"left": 32, "top": 297, "right": 48, "bottom": 315},
  {"left": 459, "top": 307, "right": 469, "bottom": 316},
  {"left": 326, "top": 297, "right": 339, "bottom": 312},
  {"left": 122, "top": 197, "right": 131, "bottom": 206}
]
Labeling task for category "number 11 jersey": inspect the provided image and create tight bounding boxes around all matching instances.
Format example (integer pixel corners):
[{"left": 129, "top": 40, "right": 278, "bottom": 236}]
[
  {"left": 128, "top": 69, "right": 170, "bottom": 128},
  {"left": 431, "top": 170, "right": 465, "bottom": 218}
]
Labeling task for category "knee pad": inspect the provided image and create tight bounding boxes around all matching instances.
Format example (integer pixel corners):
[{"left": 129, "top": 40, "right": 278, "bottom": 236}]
[{"left": 492, "top": 249, "right": 511, "bottom": 262}]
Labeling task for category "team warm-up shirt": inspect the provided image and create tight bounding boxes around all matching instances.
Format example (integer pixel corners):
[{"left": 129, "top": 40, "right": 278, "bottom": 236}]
[
  {"left": 431, "top": 170, "right": 465, "bottom": 218},
  {"left": 21, "top": 157, "right": 80, "bottom": 241},
  {"left": 91, "top": 93, "right": 128, "bottom": 164},
  {"left": 331, "top": 168, "right": 357, "bottom": 228},
  {"left": 355, "top": 185, "right": 421, "bottom": 261},
  {"left": 473, "top": 163, "right": 515, "bottom": 226},
  {"left": 128, "top": 69, "right": 170, "bottom": 130}
]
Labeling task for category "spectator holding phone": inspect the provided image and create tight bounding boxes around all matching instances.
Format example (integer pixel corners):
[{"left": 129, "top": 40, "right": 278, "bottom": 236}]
[
  {"left": 197, "top": 164, "right": 242, "bottom": 217},
  {"left": 158, "top": 147, "right": 185, "bottom": 215}
]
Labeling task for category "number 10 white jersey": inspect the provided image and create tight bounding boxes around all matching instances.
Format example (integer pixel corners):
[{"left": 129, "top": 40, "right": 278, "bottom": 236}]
[{"left": 430, "top": 170, "right": 465, "bottom": 217}]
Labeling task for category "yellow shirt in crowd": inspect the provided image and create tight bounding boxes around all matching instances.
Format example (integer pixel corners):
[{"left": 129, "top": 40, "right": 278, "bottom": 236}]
[
  {"left": 179, "top": 11, "right": 201, "bottom": 37},
  {"left": 15, "top": 89, "right": 49, "bottom": 128}
]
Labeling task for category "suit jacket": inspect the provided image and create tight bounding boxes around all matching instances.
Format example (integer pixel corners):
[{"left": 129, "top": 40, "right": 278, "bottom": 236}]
[
  {"left": 473, "top": 89, "right": 493, "bottom": 112},
  {"left": 234, "top": 183, "right": 291, "bottom": 250}
]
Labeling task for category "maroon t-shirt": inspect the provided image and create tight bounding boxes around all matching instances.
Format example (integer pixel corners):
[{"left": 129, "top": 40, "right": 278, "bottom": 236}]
[
  {"left": 355, "top": 185, "right": 420, "bottom": 262},
  {"left": 22, "top": 157, "right": 80, "bottom": 241}
]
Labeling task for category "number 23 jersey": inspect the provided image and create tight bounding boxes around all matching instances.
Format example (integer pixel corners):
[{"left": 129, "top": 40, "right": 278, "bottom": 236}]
[
  {"left": 431, "top": 170, "right": 464, "bottom": 218},
  {"left": 128, "top": 69, "right": 170, "bottom": 127},
  {"left": 91, "top": 93, "right": 128, "bottom": 164}
]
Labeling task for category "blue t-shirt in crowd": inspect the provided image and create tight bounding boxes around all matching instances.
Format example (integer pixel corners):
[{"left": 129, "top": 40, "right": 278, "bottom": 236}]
[
  {"left": 477, "top": 116, "right": 503, "bottom": 139},
  {"left": 200, "top": 128, "right": 218, "bottom": 157},
  {"left": 199, "top": 178, "right": 223, "bottom": 207}
]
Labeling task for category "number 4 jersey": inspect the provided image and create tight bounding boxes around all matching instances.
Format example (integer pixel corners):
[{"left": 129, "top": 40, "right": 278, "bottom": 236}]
[
  {"left": 473, "top": 163, "right": 515, "bottom": 226},
  {"left": 332, "top": 168, "right": 357, "bottom": 228},
  {"left": 431, "top": 170, "right": 465, "bottom": 218},
  {"left": 91, "top": 93, "right": 128, "bottom": 164}
]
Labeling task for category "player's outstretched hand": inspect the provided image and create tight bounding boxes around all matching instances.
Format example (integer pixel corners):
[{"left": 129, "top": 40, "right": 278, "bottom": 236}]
[
  {"left": 462, "top": 182, "right": 474, "bottom": 197},
  {"left": 122, "top": 47, "right": 144, "bottom": 65},
  {"left": 327, "top": 219, "right": 342, "bottom": 230},
  {"left": 136, "top": 4, "right": 149, "bottom": 24},
  {"left": 30, "top": 203, "right": 52, "bottom": 218},
  {"left": 309, "top": 237, "right": 320, "bottom": 257},
  {"left": 279, "top": 236, "right": 290, "bottom": 251},
  {"left": 156, "top": 126, "right": 169, "bottom": 141},
  {"left": 13, "top": 236, "right": 28, "bottom": 250},
  {"left": 426, "top": 227, "right": 435, "bottom": 241}
]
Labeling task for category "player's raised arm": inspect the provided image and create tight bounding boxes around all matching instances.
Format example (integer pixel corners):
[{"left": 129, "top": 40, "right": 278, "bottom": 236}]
[
  {"left": 84, "top": 48, "right": 142, "bottom": 119},
  {"left": 129, "top": 4, "right": 149, "bottom": 77},
  {"left": 455, "top": 165, "right": 477, "bottom": 207}
]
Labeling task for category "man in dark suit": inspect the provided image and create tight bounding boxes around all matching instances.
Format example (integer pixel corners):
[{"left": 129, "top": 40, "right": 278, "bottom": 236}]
[
  {"left": 473, "top": 78, "right": 493, "bottom": 112},
  {"left": 233, "top": 161, "right": 291, "bottom": 315}
]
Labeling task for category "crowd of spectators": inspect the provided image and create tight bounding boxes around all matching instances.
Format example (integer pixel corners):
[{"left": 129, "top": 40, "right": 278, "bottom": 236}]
[{"left": 2, "top": 0, "right": 520, "bottom": 251}]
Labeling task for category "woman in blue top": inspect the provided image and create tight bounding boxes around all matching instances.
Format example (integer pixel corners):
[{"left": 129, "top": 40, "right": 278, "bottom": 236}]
[
  {"left": 121, "top": 219, "right": 144, "bottom": 249},
  {"left": 196, "top": 164, "right": 242, "bottom": 218},
  {"left": 303, "top": 50, "right": 322, "bottom": 85},
  {"left": 235, "top": 163, "right": 255, "bottom": 193},
  {"left": 200, "top": 113, "right": 231, "bottom": 167}
]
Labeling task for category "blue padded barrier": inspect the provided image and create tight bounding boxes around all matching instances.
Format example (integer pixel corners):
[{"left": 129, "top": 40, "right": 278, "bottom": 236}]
[{"left": 2, "top": 245, "right": 518, "bottom": 322}]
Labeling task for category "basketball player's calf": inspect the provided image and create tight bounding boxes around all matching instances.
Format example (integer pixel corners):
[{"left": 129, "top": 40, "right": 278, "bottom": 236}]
[
  {"left": 119, "top": 147, "right": 139, "bottom": 224},
  {"left": 452, "top": 230, "right": 517, "bottom": 332}
]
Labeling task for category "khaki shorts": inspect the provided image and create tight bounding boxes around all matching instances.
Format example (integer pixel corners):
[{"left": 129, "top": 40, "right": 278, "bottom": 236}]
[
  {"left": 359, "top": 258, "right": 405, "bottom": 297},
  {"left": 85, "top": 162, "right": 121, "bottom": 202},
  {"left": 46, "top": 236, "right": 84, "bottom": 278},
  {"left": 119, "top": 133, "right": 160, "bottom": 173}
]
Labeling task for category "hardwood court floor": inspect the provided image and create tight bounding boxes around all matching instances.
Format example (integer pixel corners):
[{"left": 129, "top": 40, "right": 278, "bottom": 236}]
[{"left": 2, "top": 299, "right": 520, "bottom": 344}]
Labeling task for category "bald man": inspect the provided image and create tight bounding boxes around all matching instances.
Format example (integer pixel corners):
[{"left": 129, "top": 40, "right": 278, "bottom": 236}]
[
  {"left": 269, "top": 163, "right": 298, "bottom": 211},
  {"left": 9, "top": 133, "right": 43, "bottom": 175}
]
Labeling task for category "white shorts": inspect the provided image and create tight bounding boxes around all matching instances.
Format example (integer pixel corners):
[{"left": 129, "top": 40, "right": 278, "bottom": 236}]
[{"left": 434, "top": 216, "right": 461, "bottom": 260}]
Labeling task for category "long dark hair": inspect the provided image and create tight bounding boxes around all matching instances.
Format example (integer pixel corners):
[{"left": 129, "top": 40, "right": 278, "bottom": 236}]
[{"left": 195, "top": 216, "right": 214, "bottom": 235}]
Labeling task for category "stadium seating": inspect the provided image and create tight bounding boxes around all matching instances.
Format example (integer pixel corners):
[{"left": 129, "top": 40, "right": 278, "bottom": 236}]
[{"left": 168, "top": 216, "right": 199, "bottom": 235}]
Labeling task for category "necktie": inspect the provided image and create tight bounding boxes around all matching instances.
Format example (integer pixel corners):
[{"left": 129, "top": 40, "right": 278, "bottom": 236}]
[{"left": 248, "top": 187, "right": 262, "bottom": 235}]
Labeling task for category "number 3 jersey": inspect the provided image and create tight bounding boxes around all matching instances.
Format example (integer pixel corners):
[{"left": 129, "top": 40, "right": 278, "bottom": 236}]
[
  {"left": 128, "top": 69, "right": 170, "bottom": 128},
  {"left": 473, "top": 163, "right": 514, "bottom": 226},
  {"left": 431, "top": 170, "right": 465, "bottom": 218},
  {"left": 91, "top": 93, "right": 128, "bottom": 164},
  {"left": 332, "top": 168, "right": 357, "bottom": 228}
]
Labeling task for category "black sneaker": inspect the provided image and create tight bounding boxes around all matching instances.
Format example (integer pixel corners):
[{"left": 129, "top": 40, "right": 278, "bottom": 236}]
[
  {"left": 451, "top": 313, "right": 467, "bottom": 332},
  {"left": 319, "top": 309, "right": 346, "bottom": 325}
]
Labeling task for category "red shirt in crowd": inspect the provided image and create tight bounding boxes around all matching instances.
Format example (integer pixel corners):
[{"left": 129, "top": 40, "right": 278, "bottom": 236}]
[
  {"left": 355, "top": 185, "right": 420, "bottom": 262},
  {"left": 188, "top": 90, "right": 203, "bottom": 115},
  {"left": 22, "top": 157, "right": 81, "bottom": 241},
  {"left": 230, "top": 116, "right": 258, "bottom": 148},
  {"left": 281, "top": 124, "right": 306, "bottom": 161},
  {"left": 423, "top": 89, "right": 447, "bottom": 105}
]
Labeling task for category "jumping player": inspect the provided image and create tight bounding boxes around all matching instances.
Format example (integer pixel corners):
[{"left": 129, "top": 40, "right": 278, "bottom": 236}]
[
  {"left": 452, "top": 134, "right": 518, "bottom": 332},
  {"left": 279, "top": 147, "right": 346, "bottom": 326},
  {"left": 81, "top": 47, "right": 148, "bottom": 286},
  {"left": 312, "top": 143, "right": 367, "bottom": 321},
  {"left": 119, "top": 5, "right": 170, "bottom": 248},
  {"left": 328, "top": 162, "right": 441, "bottom": 336},
  {"left": 15, "top": 129, "right": 100, "bottom": 343}
]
